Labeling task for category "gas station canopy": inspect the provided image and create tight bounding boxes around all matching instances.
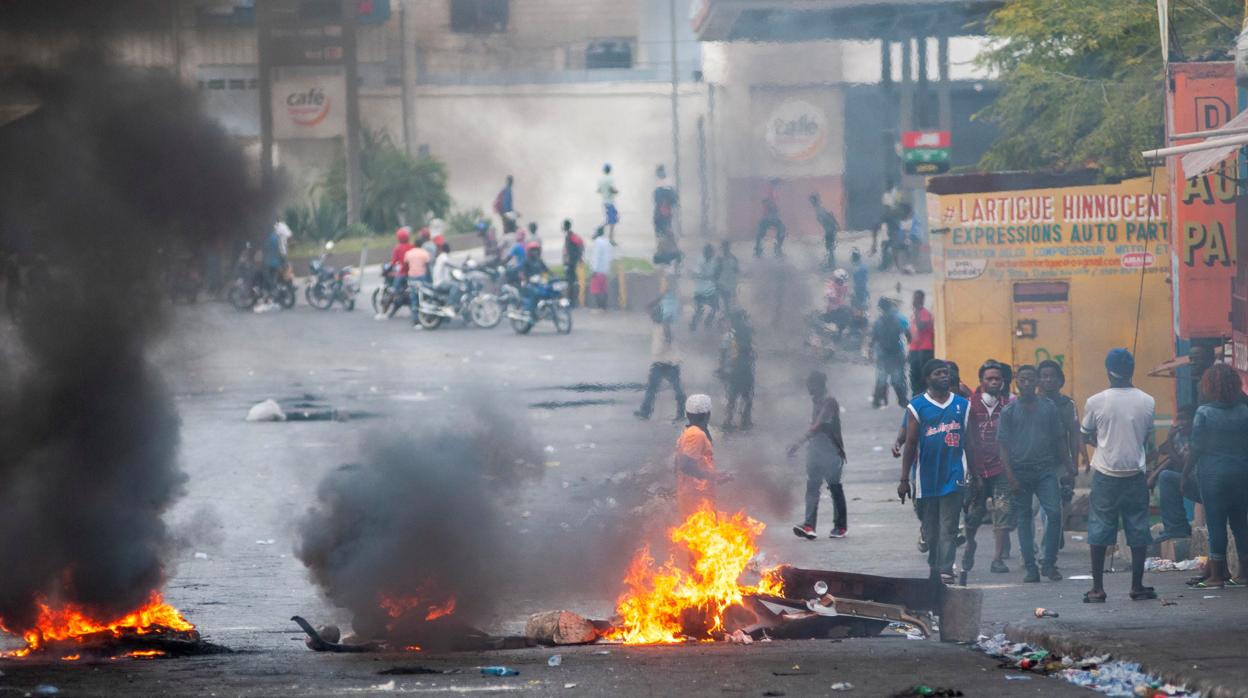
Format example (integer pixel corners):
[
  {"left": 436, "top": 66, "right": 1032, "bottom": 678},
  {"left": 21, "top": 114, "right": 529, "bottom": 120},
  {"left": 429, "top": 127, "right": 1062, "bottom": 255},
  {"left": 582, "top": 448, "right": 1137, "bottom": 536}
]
[{"left": 691, "top": 0, "right": 1002, "bottom": 42}]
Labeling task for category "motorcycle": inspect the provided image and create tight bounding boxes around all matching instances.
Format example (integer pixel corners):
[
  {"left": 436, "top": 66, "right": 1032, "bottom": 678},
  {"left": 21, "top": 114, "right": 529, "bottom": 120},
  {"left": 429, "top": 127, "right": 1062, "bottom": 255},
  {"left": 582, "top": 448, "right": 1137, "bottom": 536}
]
[
  {"left": 305, "top": 241, "right": 359, "bottom": 311},
  {"left": 228, "top": 243, "right": 295, "bottom": 311},
  {"left": 806, "top": 304, "right": 869, "bottom": 359},
  {"left": 411, "top": 264, "right": 503, "bottom": 330},
  {"left": 507, "top": 278, "right": 572, "bottom": 335},
  {"left": 371, "top": 263, "right": 411, "bottom": 317}
]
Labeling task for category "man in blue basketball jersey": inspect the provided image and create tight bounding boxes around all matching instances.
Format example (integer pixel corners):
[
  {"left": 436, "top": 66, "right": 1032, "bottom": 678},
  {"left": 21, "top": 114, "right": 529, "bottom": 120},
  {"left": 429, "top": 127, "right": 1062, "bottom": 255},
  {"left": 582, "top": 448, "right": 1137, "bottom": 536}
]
[{"left": 900, "top": 359, "right": 970, "bottom": 584}]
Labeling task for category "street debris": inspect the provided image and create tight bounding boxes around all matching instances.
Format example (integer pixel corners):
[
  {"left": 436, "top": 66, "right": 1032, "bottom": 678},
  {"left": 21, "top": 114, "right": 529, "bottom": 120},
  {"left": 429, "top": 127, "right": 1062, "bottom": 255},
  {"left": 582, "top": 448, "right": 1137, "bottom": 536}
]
[
  {"left": 525, "top": 611, "right": 602, "bottom": 645},
  {"left": 976, "top": 633, "right": 1199, "bottom": 697},
  {"left": 1034, "top": 608, "right": 1058, "bottom": 618},
  {"left": 1145, "top": 557, "right": 1206, "bottom": 573},
  {"left": 1003, "top": 675, "right": 1031, "bottom": 681},
  {"left": 546, "top": 654, "right": 562, "bottom": 667},
  {"left": 480, "top": 666, "right": 519, "bottom": 677},
  {"left": 33, "top": 685, "right": 59, "bottom": 696},
  {"left": 728, "top": 629, "right": 753, "bottom": 644},
  {"left": 830, "top": 682, "right": 854, "bottom": 691},
  {"left": 246, "top": 399, "right": 285, "bottom": 422},
  {"left": 892, "top": 686, "right": 963, "bottom": 697}
]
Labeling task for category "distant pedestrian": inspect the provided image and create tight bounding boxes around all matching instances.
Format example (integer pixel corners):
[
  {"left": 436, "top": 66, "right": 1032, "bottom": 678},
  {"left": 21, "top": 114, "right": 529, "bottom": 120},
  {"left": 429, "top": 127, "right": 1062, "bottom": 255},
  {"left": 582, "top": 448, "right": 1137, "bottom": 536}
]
[
  {"left": 494, "top": 175, "right": 516, "bottom": 235},
  {"left": 755, "top": 178, "right": 785, "bottom": 257},
  {"left": 718, "top": 310, "right": 755, "bottom": 431},
  {"left": 527, "top": 221, "right": 541, "bottom": 248},
  {"left": 998, "top": 365, "right": 1071, "bottom": 583},
  {"left": 716, "top": 240, "right": 739, "bottom": 314},
  {"left": 850, "top": 248, "right": 869, "bottom": 312},
  {"left": 900, "top": 359, "right": 969, "bottom": 584},
  {"left": 810, "top": 193, "right": 839, "bottom": 269},
  {"left": 636, "top": 283, "right": 686, "bottom": 421},
  {"left": 908, "top": 290, "right": 935, "bottom": 396},
  {"left": 870, "top": 297, "right": 909, "bottom": 408},
  {"left": 561, "top": 220, "right": 584, "bottom": 308},
  {"left": 1188, "top": 364, "right": 1248, "bottom": 589},
  {"left": 589, "top": 226, "right": 613, "bottom": 311},
  {"left": 690, "top": 244, "right": 720, "bottom": 331},
  {"left": 789, "top": 371, "right": 848, "bottom": 540},
  {"left": 653, "top": 231, "right": 684, "bottom": 268},
  {"left": 653, "top": 164, "right": 678, "bottom": 237},
  {"left": 963, "top": 360, "right": 1014, "bottom": 577},
  {"left": 1081, "top": 348, "right": 1156, "bottom": 603},
  {"left": 598, "top": 163, "right": 620, "bottom": 246}
]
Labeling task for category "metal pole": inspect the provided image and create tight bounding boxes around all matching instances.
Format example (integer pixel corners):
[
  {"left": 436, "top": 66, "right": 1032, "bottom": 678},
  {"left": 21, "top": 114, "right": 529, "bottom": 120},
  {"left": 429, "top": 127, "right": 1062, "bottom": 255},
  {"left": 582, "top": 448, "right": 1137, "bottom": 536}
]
[
  {"left": 257, "top": 0, "right": 274, "bottom": 193},
  {"left": 342, "top": 0, "right": 363, "bottom": 227},
  {"left": 669, "top": 0, "right": 682, "bottom": 238},
  {"left": 398, "top": 2, "right": 412, "bottom": 156}
]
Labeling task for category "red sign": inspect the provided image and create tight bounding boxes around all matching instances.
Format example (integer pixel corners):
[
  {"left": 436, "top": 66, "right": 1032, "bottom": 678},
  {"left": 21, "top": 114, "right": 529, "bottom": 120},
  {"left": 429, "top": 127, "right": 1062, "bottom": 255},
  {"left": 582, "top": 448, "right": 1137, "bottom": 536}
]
[
  {"left": 1167, "top": 62, "right": 1237, "bottom": 340},
  {"left": 902, "top": 130, "right": 950, "bottom": 149}
]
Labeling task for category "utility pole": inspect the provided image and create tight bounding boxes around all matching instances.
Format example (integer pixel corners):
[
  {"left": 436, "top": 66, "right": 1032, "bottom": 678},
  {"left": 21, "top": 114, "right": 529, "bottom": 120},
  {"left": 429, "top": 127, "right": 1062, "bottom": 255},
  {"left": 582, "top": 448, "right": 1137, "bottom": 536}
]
[
  {"left": 342, "top": 0, "right": 362, "bottom": 226},
  {"left": 257, "top": 1, "right": 274, "bottom": 193},
  {"left": 669, "top": 0, "right": 682, "bottom": 238}
]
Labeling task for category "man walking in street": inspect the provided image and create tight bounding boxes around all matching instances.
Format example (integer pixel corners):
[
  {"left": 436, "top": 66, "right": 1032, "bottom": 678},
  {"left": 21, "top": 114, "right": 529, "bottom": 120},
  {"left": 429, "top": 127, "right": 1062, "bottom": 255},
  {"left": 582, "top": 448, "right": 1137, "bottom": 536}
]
[
  {"left": 1081, "top": 348, "right": 1157, "bottom": 603},
  {"left": 561, "top": 220, "right": 584, "bottom": 308},
  {"left": 851, "top": 248, "right": 870, "bottom": 314},
  {"left": 494, "top": 175, "right": 516, "bottom": 235},
  {"left": 653, "top": 164, "right": 678, "bottom": 237},
  {"left": 789, "top": 371, "right": 848, "bottom": 540},
  {"left": 598, "top": 163, "right": 620, "bottom": 245},
  {"left": 963, "top": 360, "right": 1014, "bottom": 578},
  {"left": 636, "top": 282, "right": 686, "bottom": 421},
  {"left": 589, "top": 226, "right": 613, "bottom": 311},
  {"left": 690, "top": 243, "right": 720, "bottom": 331},
  {"left": 908, "top": 290, "right": 935, "bottom": 397},
  {"left": 718, "top": 310, "right": 755, "bottom": 431},
  {"left": 900, "top": 359, "right": 969, "bottom": 584},
  {"left": 810, "top": 192, "right": 840, "bottom": 269},
  {"left": 754, "top": 178, "right": 785, "bottom": 258},
  {"left": 870, "top": 297, "right": 909, "bottom": 408},
  {"left": 998, "top": 365, "right": 1072, "bottom": 583}
]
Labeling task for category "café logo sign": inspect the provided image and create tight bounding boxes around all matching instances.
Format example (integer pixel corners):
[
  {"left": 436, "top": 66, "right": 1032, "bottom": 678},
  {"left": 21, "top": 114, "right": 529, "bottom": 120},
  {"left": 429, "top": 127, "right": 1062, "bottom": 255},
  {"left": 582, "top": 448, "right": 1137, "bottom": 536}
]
[
  {"left": 285, "top": 86, "right": 332, "bottom": 127},
  {"left": 765, "top": 99, "right": 827, "bottom": 162}
]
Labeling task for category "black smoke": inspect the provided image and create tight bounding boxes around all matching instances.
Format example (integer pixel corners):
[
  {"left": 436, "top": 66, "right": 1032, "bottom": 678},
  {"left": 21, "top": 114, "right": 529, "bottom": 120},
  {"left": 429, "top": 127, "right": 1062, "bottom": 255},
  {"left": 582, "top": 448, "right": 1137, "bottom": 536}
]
[
  {"left": 295, "top": 399, "right": 541, "bottom": 646},
  {"left": 0, "top": 47, "right": 267, "bottom": 631}
]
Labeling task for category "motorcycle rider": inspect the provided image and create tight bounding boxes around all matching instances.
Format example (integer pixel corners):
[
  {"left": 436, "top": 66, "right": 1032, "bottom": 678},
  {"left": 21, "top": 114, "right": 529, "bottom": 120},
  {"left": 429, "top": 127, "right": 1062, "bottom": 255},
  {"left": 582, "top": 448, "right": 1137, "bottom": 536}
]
[
  {"left": 430, "top": 242, "right": 462, "bottom": 317},
  {"left": 505, "top": 229, "right": 528, "bottom": 286},
  {"left": 519, "top": 241, "right": 550, "bottom": 317},
  {"left": 377, "top": 227, "right": 415, "bottom": 318},
  {"left": 822, "top": 269, "right": 851, "bottom": 329}
]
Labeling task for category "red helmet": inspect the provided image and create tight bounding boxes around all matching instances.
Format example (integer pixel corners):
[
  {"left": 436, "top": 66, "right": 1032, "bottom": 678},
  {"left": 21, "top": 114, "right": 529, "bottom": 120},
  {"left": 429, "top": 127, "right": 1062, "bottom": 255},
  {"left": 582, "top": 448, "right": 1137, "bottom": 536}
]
[
  {"left": 395, "top": 227, "right": 411, "bottom": 243},
  {"left": 418, "top": 227, "right": 431, "bottom": 242},
  {"left": 525, "top": 241, "right": 542, "bottom": 252},
  {"left": 433, "top": 234, "right": 445, "bottom": 246}
]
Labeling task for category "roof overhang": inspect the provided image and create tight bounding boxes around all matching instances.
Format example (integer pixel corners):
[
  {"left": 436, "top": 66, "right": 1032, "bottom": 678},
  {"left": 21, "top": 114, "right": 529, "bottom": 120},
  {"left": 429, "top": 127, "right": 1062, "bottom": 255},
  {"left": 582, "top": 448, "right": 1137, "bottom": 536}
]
[{"left": 692, "top": 0, "right": 1003, "bottom": 42}]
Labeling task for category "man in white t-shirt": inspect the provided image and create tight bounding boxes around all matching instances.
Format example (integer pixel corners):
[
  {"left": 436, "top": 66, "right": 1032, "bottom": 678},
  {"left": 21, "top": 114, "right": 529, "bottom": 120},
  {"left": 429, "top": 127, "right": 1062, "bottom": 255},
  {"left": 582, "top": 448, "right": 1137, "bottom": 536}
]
[
  {"left": 597, "top": 163, "right": 619, "bottom": 246},
  {"left": 1080, "top": 348, "right": 1156, "bottom": 603}
]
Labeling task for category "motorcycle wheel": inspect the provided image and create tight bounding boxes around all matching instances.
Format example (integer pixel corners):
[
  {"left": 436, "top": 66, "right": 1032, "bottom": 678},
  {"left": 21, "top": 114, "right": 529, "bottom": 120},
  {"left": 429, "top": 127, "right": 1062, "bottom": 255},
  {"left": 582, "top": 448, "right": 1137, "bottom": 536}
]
[
  {"left": 228, "top": 281, "right": 255, "bottom": 311},
  {"left": 371, "top": 287, "right": 385, "bottom": 314},
  {"left": 469, "top": 296, "right": 503, "bottom": 329},
  {"left": 307, "top": 282, "right": 334, "bottom": 310},
  {"left": 509, "top": 314, "right": 534, "bottom": 335},
  {"left": 416, "top": 309, "right": 443, "bottom": 330},
  {"left": 345, "top": 297, "right": 355, "bottom": 312},
  {"left": 277, "top": 282, "right": 297, "bottom": 309},
  {"left": 552, "top": 305, "right": 573, "bottom": 334}
]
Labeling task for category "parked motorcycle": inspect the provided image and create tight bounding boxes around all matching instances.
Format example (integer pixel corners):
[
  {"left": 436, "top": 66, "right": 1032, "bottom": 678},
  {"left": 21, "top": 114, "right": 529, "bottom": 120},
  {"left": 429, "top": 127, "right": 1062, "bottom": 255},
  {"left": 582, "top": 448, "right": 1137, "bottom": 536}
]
[
  {"left": 305, "top": 241, "right": 358, "bottom": 311},
  {"left": 411, "top": 265, "right": 502, "bottom": 330},
  {"left": 507, "top": 278, "right": 572, "bottom": 335},
  {"left": 228, "top": 243, "right": 295, "bottom": 311},
  {"left": 371, "top": 263, "right": 410, "bottom": 317}
]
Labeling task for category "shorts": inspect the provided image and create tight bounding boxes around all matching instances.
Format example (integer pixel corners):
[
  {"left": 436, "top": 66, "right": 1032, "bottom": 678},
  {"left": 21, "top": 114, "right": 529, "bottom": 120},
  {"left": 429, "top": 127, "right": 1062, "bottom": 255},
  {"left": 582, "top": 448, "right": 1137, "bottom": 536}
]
[
  {"left": 604, "top": 203, "right": 620, "bottom": 225},
  {"left": 1087, "top": 471, "right": 1152, "bottom": 548},
  {"left": 966, "top": 473, "right": 1015, "bottom": 532}
]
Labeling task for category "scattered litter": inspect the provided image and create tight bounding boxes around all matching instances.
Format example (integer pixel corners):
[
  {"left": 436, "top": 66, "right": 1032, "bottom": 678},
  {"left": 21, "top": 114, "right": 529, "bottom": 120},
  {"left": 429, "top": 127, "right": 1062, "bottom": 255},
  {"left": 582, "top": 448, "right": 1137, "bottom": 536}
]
[
  {"left": 544, "top": 445, "right": 556, "bottom": 453},
  {"left": 977, "top": 633, "right": 1198, "bottom": 696},
  {"left": 1145, "top": 557, "right": 1206, "bottom": 572},
  {"left": 246, "top": 399, "right": 286, "bottom": 422},
  {"left": 1068, "top": 575, "right": 1093, "bottom": 580},
  {"left": 872, "top": 446, "right": 884, "bottom": 452},
  {"left": 593, "top": 650, "right": 611, "bottom": 655},
  {"left": 1203, "top": 595, "right": 1220, "bottom": 599},
  {"left": 830, "top": 682, "right": 854, "bottom": 691},
  {"left": 521, "top": 511, "right": 531, "bottom": 518},
  {"left": 1003, "top": 675, "right": 1031, "bottom": 681},
  {"left": 480, "top": 666, "right": 520, "bottom": 677},
  {"left": 1071, "top": 535, "right": 1085, "bottom": 541},
  {"left": 378, "top": 666, "right": 442, "bottom": 675},
  {"left": 563, "top": 684, "right": 577, "bottom": 689},
  {"left": 256, "top": 539, "right": 276, "bottom": 545},
  {"left": 885, "top": 621, "right": 926, "bottom": 640},
  {"left": 728, "top": 629, "right": 753, "bottom": 644},
  {"left": 34, "top": 686, "right": 59, "bottom": 696},
  {"left": 539, "top": 355, "right": 555, "bottom": 361},
  {"left": 365, "top": 680, "right": 395, "bottom": 691},
  {"left": 547, "top": 654, "right": 562, "bottom": 667},
  {"left": 574, "top": 442, "right": 597, "bottom": 450},
  {"left": 892, "top": 687, "right": 962, "bottom": 697},
  {"left": 1033, "top": 608, "right": 1058, "bottom": 618},
  {"left": 1161, "top": 600, "right": 1178, "bottom": 606},
  {"left": 584, "top": 424, "right": 593, "bottom": 430},
  {"left": 545, "top": 461, "right": 560, "bottom": 467},
  {"left": 193, "top": 552, "right": 210, "bottom": 560}
]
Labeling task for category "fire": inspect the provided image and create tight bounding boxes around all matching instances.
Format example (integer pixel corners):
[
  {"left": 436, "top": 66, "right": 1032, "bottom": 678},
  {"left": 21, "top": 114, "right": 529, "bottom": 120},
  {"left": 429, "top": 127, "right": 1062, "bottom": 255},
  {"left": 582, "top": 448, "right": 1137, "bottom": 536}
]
[
  {"left": 124, "top": 650, "right": 167, "bottom": 659},
  {"left": 608, "top": 502, "right": 776, "bottom": 644},
  {"left": 1, "top": 593, "right": 194, "bottom": 657},
  {"left": 378, "top": 587, "right": 457, "bottom": 627},
  {"left": 424, "top": 597, "right": 456, "bottom": 621},
  {"left": 403, "top": 645, "right": 423, "bottom": 652}
]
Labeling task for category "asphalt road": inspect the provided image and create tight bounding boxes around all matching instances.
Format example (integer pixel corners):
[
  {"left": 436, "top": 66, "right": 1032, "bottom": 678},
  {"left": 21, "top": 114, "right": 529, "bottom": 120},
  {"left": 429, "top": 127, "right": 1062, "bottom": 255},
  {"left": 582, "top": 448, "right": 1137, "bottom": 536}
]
[{"left": 0, "top": 238, "right": 1117, "bottom": 696}]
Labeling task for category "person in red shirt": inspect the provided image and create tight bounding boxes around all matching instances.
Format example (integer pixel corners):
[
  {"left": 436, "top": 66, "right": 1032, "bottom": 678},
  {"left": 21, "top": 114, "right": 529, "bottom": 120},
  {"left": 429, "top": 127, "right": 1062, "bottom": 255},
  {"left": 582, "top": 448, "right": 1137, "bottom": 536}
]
[
  {"left": 675, "top": 394, "right": 731, "bottom": 518},
  {"left": 385, "top": 227, "right": 415, "bottom": 301},
  {"left": 962, "top": 360, "right": 1015, "bottom": 580},
  {"left": 908, "top": 290, "right": 935, "bottom": 397}
]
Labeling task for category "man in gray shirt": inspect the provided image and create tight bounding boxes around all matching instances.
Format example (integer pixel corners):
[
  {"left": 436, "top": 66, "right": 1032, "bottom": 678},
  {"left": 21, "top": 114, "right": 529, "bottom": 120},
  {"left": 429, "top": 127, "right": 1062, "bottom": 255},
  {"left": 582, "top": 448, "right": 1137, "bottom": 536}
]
[{"left": 998, "top": 365, "right": 1071, "bottom": 583}]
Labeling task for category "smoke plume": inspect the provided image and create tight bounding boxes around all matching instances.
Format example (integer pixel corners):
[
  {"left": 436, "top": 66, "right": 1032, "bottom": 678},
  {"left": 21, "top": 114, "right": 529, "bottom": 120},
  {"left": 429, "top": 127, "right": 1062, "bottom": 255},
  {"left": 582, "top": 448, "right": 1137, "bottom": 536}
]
[
  {"left": 0, "top": 47, "right": 266, "bottom": 630},
  {"left": 295, "top": 399, "right": 541, "bottom": 645}
]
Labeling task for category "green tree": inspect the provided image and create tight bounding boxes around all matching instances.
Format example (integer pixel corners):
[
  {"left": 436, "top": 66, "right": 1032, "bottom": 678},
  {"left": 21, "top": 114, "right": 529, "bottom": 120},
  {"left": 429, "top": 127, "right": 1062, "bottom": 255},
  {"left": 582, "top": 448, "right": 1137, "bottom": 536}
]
[
  {"left": 977, "top": 0, "right": 1241, "bottom": 177},
  {"left": 324, "top": 129, "right": 451, "bottom": 235}
]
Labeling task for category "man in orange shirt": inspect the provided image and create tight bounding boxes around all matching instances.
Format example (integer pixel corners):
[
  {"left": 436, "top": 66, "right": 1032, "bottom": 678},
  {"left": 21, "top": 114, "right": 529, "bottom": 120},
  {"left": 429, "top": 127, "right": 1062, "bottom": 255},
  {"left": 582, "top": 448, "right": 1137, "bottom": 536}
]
[{"left": 675, "top": 394, "right": 731, "bottom": 517}]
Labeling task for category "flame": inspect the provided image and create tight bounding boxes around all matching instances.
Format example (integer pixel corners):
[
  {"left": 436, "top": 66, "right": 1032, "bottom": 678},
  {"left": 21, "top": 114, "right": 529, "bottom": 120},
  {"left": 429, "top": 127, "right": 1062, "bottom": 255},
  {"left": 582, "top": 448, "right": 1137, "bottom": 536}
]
[
  {"left": 60, "top": 654, "right": 80, "bottom": 661},
  {"left": 403, "top": 645, "right": 423, "bottom": 652},
  {"left": 1, "top": 593, "right": 194, "bottom": 657},
  {"left": 124, "top": 650, "right": 166, "bottom": 659},
  {"left": 757, "top": 567, "right": 785, "bottom": 597},
  {"left": 607, "top": 502, "right": 776, "bottom": 644},
  {"left": 424, "top": 597, "right": 456, "bottom": 621},
  {"left": 378, "top": 587, "right": 457, "bottom": 629}
]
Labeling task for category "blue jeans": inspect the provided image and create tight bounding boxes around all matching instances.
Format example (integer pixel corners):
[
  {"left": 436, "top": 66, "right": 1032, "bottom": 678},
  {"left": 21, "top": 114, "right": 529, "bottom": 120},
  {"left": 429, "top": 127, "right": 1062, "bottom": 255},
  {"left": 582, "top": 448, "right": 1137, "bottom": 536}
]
[
  {"left": 1157, "top": 470, "right": 1192, "bottom": 539},
  {"left": 1012, "top": 467, "right": 1062, "bottom": 568},
  {"left": 1088, "top": 471, "right": 1152, "bottom": 548},
  {"left": 1198, "top": 462, "right": 1248, "bottom": 562}
]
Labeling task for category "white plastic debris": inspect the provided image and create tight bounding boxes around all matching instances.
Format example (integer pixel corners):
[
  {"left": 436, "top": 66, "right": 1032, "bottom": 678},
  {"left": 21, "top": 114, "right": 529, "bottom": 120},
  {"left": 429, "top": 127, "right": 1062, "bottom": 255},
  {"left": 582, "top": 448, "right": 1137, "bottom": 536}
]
[
  {"left": 246, "top": 399, "right": 286, "bottom": 422},
  {"left": 34, "top": 685, "right": 58, "bottom": 696},
  {"left": 544, "top": 445, "right": 557, "bottom": 453},
  {"left": 563, "top": 684, "right": 577, "bottom": 689},
  {"left": 728, "top": 629, "right": 753, "bottom": 644},
  {"left": 830, "top": 682, "right": 853, "bottom": 691},
  {"left": 193, "top": 552, "right": 210, "bottom": 560},
  {"left": 255, "top": 539, "right": 276, "bottom": 545},
  {"left": 547, "top": 654, "right": 562, "bottom": 667}
]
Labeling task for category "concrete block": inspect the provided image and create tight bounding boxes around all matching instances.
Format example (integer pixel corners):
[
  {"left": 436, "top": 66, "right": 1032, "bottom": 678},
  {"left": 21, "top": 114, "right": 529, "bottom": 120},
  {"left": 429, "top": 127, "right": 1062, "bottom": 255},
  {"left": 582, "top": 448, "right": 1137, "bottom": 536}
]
[{"left": 939, "top": 585, "right": 982, "bottom": 643}]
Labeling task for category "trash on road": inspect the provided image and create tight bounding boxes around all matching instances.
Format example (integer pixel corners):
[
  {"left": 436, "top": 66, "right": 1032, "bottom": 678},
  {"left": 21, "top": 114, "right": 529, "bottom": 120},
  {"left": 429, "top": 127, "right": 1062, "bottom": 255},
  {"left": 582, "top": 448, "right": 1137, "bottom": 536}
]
[
  {"left": 1033, "top": 608, "right": 1058, "bottom": 618},
  {"left": 34, "top": 685, "right": 59, "bottom": 696},
  {"left": 1144, "top": 557, "right": 1206, "bottom": 572},
  {"left": 480, "top": 666, "right": 520, "bottom": 677},
  {"left": 728, "top": 629, "right": 753, "bottom": 644},
  {"left": 830, "top": 681, "right": 854, "bottom": 690},
  {"left": 976, "top": 633, "right": 1199, "bottom": 696},
  {"left": 193, "top": 551, "right": 209, "bottom": 560},
  {"left": 547, "top": 654, "right": 562, "bottom": 667},
  {"left": 1003, "top": 675, "right": 1031, "bottom": 681},
  {"left": 892, "top": 686, "right": 963, "bottom": 697},
  {"left": 245, "top": 399, "right": 286, "bottom": 422}
]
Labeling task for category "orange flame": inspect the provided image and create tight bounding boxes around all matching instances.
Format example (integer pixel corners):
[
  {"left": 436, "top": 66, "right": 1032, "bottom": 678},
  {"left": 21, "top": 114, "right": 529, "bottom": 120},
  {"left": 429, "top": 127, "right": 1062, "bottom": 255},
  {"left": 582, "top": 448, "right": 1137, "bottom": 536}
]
[
  {"left": 378, "top": 587, "right": 457, "bottom": 628},
  {"left": 607, "top": 502, "right": 776, "bottom": 644},
  {"left": 124, "top": 650, "right": 167, "bottom": 659},
  {"left": 423, "top": 597, "right": 456, "bottom": 621},
  {"left": 403, "top": 645, "right": 423, "bottom": 652},
  {"left": 1, "top": 593, "right": 194, "bottom": 657},
  {"left": 60, "top": 654, "right": 80, "bottom": 661}
]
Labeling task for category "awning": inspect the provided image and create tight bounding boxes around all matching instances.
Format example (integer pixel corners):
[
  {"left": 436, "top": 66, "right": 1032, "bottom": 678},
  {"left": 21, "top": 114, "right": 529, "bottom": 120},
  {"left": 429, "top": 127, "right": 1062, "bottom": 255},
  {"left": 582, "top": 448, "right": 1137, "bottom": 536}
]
[{"left": 1179, "top": 107, "right": 1248, "bottom": 177}]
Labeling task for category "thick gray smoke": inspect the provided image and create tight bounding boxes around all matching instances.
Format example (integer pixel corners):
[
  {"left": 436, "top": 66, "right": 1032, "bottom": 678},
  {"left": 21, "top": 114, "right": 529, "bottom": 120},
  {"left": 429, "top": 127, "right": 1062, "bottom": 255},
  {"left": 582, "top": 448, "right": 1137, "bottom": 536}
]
[
  {"left": 295, "top": 400, "right": 542, "bottom": 646},
  {"left": 0, "top": 48, "right": 266, "bottom": 631}
]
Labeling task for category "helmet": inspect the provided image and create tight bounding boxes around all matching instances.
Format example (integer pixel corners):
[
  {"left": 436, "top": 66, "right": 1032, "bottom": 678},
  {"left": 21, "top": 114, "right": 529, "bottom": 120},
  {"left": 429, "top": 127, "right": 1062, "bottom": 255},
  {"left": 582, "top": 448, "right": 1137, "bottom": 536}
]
[
  {"left": 418, "top": 227, "right": 431, "bottom": 241},
  {"left": 832, "top": 268, "right": 848, "bottom": 282},
  {"left": 474, "top": 220, "right": 489, "bottom": 232},
  {"left": 396, "top": 227, "right": 411, "bottom": 243},
  {"left": 433, "top": 234, "right": 445, "bottom": 246},
  {"left": 525, "top": 241, "right": 542, "bottom": 253}
]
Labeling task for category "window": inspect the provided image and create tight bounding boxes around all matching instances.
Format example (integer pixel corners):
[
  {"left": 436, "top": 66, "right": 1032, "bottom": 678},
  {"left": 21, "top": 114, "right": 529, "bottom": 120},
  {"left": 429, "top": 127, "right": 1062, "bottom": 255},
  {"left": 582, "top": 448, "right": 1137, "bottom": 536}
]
[
  {"left": 586, "top": 39, "right": 633, "bottom": 70},
  {"left": 450, "top": 0, "right": 508, "bottom": 34},
  {"left": 1012, "top": 281, "right": 1069, "bottom": 303}
]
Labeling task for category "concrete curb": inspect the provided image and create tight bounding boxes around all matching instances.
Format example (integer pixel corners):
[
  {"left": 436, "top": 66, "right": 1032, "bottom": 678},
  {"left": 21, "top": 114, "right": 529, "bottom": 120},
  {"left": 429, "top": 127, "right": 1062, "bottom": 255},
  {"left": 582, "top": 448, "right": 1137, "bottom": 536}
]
[{"left": 1002, "top": 621, "right": 1247, "bottom": 698}]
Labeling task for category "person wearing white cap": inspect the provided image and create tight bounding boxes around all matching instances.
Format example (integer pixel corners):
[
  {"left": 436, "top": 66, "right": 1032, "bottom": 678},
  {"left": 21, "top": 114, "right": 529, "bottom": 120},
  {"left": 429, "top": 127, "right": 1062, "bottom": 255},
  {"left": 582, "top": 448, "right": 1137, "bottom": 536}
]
[{"left": 674, "top": 394, "right": 731, "bottom": 517}]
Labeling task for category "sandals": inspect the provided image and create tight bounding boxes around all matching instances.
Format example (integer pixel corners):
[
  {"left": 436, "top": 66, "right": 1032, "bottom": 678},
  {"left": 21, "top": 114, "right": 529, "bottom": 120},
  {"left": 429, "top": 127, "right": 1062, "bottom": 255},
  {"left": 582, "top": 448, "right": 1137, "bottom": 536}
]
[
  {"left": 1082, "top": 590, "right": 1106, "bottom": 603},
  {"left": 1193, "top": 581, "right": 1225, "bottom": 590},
  {"left": 1185, "top": 576, "right": 1208, "bottom": 587},
  {"left": 1129, "top": 587, "right": 1158, "bottom": 600}
]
